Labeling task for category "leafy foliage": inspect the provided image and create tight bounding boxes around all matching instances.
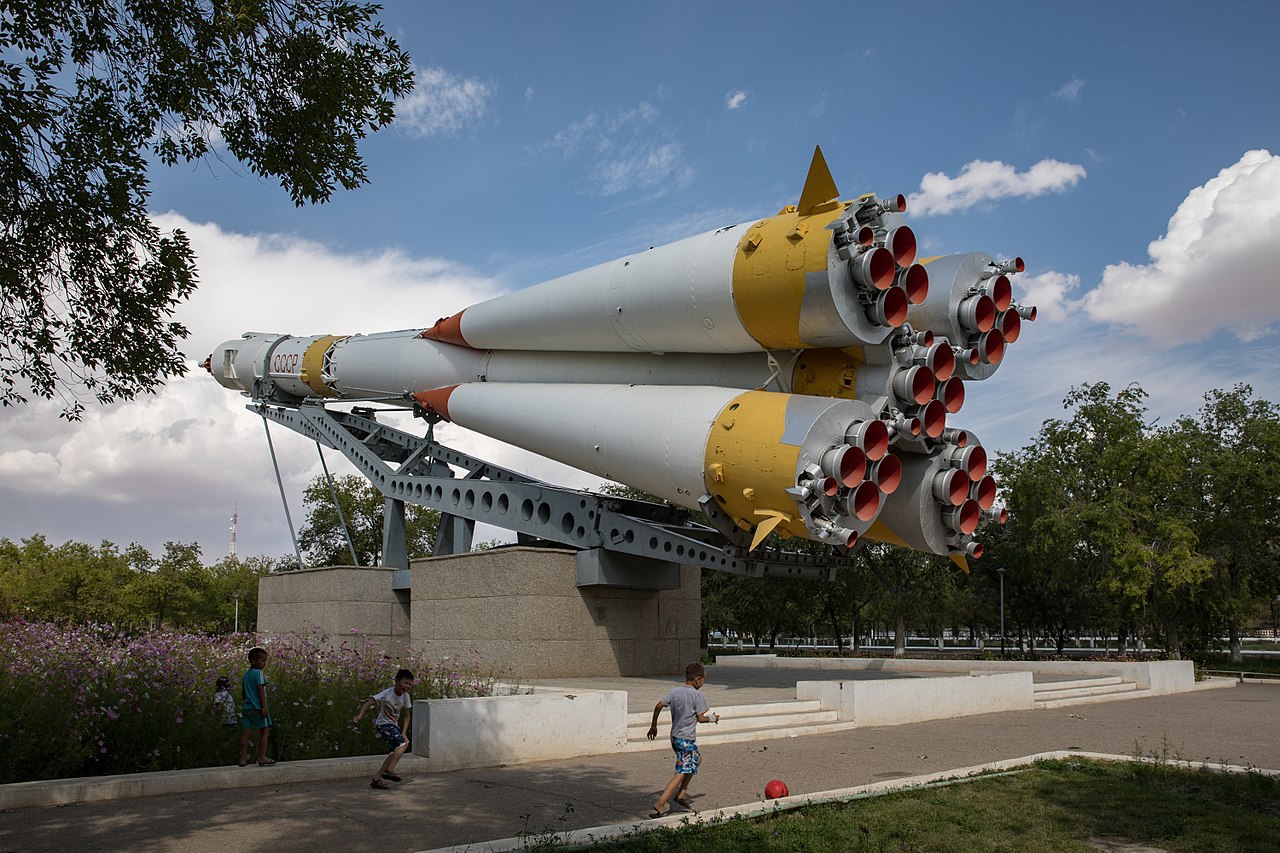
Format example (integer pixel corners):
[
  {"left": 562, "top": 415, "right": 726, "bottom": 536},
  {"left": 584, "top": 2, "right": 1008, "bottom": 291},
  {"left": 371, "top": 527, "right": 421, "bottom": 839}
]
[
  {"left": 0, "top": 535, "right": 275, "bottom": 631},
  {"left": 297, "top": 473, "right": 439, "bottom": 567},
  {"left": 0, "top": 0, "right": 413, "bottom": 416}
]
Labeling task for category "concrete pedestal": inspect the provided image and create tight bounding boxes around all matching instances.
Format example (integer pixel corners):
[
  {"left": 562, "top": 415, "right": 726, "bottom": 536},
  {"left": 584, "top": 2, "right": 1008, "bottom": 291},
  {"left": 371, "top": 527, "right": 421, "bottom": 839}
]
[
  {"left": 258, "top": 565, "right": 409, "bottom": 651},
  {"left": 256, "top": 547, "right": 700, "bottom": 678}
]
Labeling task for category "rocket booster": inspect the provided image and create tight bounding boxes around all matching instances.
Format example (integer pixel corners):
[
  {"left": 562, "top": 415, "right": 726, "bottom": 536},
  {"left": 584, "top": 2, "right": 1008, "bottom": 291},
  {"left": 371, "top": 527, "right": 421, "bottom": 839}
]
[
  {"left": 414, "top": 383, "right": 890, "bottom": 550},
  {"left": 419, "top": 151, "right": 916, "bottom": 355},
  {"left": 208, "top": 147, "right": 1034, "bottom": 561}
]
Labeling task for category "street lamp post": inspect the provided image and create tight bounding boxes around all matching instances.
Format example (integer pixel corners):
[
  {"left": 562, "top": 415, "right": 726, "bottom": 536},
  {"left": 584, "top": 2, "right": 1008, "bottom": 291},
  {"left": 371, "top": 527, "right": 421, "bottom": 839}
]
[{"left": 997, "top": 567, "right": 1007, "bottom": 657}]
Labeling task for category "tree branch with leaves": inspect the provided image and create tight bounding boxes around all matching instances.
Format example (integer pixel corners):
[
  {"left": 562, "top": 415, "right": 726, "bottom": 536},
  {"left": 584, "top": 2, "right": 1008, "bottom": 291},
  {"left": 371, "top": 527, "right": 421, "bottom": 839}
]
[{"left": 0, "top": 0, "right": 413, "bottom": 416}]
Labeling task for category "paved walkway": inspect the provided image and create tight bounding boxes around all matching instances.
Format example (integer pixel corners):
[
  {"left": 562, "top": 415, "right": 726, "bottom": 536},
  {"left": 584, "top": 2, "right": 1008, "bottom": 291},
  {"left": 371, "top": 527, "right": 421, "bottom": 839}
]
[{"left": 1, "top": 677, "right": 1276, "bottom": 852}]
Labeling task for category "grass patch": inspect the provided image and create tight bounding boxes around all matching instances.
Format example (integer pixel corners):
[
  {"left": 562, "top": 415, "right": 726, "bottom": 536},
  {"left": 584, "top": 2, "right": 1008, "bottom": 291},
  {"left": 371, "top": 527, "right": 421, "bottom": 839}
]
[
  {"left": 1199, "top": 653, "right": 1280, "bottom": 678},
  {"left": 597, "top": 759, "right": 1279, "bottom": 852}
]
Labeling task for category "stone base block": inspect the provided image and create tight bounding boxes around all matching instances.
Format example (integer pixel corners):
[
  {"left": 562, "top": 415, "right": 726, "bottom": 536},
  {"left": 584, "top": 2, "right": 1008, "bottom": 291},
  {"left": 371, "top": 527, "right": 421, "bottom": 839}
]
[
  {"left": 411, "top": 547, "right": 700, "bottom": 678},
  {"left": 257, "top": 565, "right": 409, "bottom": 652},
  {"left": 256, "top": 549, "right": 701, "bottom": 679}
]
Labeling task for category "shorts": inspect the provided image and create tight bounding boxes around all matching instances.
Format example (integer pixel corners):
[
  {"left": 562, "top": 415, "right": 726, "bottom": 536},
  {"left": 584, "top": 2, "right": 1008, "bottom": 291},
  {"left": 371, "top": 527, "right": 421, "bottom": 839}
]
[
  {"left": 671, "top": 736, "right": 700, "bottom": 775},
  {"left": 241, "top": 708, "right": 272, "bottom": 730},
  {"left": 375, "top": 721, "right": 406, "bottom": 752}
]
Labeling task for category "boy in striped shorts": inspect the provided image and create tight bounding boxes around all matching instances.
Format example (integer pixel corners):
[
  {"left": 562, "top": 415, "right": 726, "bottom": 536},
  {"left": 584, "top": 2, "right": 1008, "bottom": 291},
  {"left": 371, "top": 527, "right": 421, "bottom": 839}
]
[{"left": 646, "top": 662, "right": 719, "bottom": 817}]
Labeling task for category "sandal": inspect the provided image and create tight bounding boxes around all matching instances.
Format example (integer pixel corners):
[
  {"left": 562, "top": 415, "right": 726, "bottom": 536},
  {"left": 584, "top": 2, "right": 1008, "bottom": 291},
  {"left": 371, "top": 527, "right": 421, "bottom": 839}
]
[
  {"left": 381, "top": 772, "right": 402, "bottom": 782},
  {"left": 256, "top": 757, "right": 277, "bottom": 766},
  {"left": 370, "top": 779, "right": 390, "bottom": 789}
]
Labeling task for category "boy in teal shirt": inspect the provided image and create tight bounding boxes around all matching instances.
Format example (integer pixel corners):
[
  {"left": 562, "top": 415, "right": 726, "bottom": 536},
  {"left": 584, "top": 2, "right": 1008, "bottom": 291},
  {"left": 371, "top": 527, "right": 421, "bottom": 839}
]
[{"left": 238, "top": 646, "right": 275, "bottom": 766}]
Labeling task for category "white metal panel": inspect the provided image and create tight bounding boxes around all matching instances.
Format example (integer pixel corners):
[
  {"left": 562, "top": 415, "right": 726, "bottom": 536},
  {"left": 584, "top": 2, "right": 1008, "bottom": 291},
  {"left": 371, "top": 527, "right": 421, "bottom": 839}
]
[
  {"left": 445, "top": 383, "right": 739, "bottom": 507},
  {"left": 327, "top": 331, "right": 485, "bottom": 397},
  {"left": 456, "top": 225, "right": 760, "bottom": 353},
  {"left": 484, "top": 348, "right": 786, "bottom": 391}
]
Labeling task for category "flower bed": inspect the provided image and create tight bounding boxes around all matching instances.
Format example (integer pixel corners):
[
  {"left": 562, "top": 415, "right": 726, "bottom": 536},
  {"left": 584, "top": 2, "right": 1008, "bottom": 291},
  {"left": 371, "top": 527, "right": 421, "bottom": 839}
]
[{"left": 0, "top": 620, "right": 502, "bottom": 783}]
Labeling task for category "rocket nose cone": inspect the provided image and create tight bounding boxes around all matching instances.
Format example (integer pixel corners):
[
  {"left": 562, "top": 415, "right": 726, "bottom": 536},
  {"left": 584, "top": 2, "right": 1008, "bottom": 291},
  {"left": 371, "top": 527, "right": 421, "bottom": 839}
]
[{"left": 412, "top": 385, "right": 459, "bottom": 421}]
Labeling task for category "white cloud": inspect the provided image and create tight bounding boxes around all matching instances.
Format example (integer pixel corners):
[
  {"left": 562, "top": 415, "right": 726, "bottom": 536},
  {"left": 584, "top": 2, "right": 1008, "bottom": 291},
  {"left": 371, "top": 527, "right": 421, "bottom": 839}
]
[
  {"left": 605, "top": 100, "right": 658, "bottom": 135},
  {"left": 1083, "top": 150, "right": 1280, "bottom": 343},
  {"left": 150, "top": 214, "right": 499, "bottom": 359},
  {"left": 549, "top": 114, "right": 598, "bottom": 157},
  {"left": 908, "top": 158, "right": 1087, "bottom": 216},
  {"left": 546, "top": 96, "right": 693, "bottom": 197},
  {"left": 1012, "top": 270, "right": 1081, "bottom": 323},
  {"left": 1053, "top": 77, "right": 1086, "bottom": 103},
  {"left": 0, "top": 215, "right": 508, "bottom": 557},
  {"left": 956, "top": 299, "right": 1280, "bottom": 458},
  {"left": 725, "top": 90, "right": 747, "bottom": 110},
  {"left": 396, "top": 65, "right": 493, "bottom": 137},
  {"left": 0, "top": 448, "right": 61, "bottom": 482},
  {"left": 593, "top": 142, "right": 693, "bottom": 197}
]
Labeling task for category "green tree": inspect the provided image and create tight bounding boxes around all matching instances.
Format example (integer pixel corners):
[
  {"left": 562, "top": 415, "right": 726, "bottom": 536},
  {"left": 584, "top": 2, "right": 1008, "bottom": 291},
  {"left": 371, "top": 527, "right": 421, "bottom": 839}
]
[
  {"left": 0, "top": 535, "right": 136, "bottom": 623},
  {"left": 1169, "top": 385, "right": 1280, "bottom": 661},
  {"left": 202, "top": 554, "right": 277, "bottom": 632},
  {"left": 127, "top": 541, "right": 208, "bottom": 628},
  {"left": 810, "top": 560, "right": 880, "bottom": 650},
  {"left": 860, "top": 543, "right": 951, "bottom": 655},
  {"left": 1, "top": 0, "right": 413, "bottom": 415},
  {"left": 298, "top": 474, "right": 439, "bottom": 567},
  {"left": 990, "top": 384, "right": 1150, "bottom": 653},
  {"left": 994, "top": 383, "right": 1216, "bottom": 658}
]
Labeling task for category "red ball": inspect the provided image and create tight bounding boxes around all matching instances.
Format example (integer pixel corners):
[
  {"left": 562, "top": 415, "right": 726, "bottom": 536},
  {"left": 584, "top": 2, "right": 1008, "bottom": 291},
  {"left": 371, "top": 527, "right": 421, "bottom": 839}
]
[{"left": 764, "top": 779, "right": 789, "bottom": 799}]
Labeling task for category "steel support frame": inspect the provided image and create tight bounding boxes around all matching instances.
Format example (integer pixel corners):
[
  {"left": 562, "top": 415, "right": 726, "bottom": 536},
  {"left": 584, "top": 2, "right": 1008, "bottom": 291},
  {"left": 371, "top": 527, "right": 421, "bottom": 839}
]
[{"left": 251, "top": 401, "right": 847, "bottom": 580}]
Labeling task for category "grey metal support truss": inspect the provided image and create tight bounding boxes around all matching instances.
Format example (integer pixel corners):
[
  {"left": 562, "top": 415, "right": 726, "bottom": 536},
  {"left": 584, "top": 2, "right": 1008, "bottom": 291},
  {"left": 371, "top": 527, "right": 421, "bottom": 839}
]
[
  {"left": 382, "top": 497, "right": 408, "bottom": 570},
  {"left": 250, "top": 400, "right": 850, "bottom": 584}
]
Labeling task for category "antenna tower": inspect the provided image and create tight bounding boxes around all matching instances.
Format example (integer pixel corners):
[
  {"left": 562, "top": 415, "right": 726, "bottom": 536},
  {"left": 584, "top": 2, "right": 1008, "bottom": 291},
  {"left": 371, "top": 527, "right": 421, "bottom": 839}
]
[{"left": 229, "top": 506, "right": 239, "bottom": 558}]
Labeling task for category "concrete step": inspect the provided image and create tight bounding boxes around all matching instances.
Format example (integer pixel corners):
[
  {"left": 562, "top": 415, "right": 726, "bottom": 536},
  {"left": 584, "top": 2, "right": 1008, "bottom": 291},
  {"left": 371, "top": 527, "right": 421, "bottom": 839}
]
[
  {"left": 627, "top": 709, "right": 838, "bottom": 740},
  {"left": 1036, "top": 687, "right": 1156, "bottom": 709},
  {"left": 1032, "top": 676, "right": 1123, "bottom": 692},
  {"left": 1034, "top": 681, "right": 1138, "bottom": 700},
  {"left": 625, "top": 700, "right": 823, "bottom": 727},
  {"left": 623, "top": 719, "right": 860, "bottom": 751}
]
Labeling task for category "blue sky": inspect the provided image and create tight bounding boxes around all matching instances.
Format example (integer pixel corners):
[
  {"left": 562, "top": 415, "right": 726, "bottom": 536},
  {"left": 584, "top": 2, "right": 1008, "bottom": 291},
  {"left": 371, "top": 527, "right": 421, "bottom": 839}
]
[{"left": 2, "top": 1, "right": 1279, "bottom": 559}]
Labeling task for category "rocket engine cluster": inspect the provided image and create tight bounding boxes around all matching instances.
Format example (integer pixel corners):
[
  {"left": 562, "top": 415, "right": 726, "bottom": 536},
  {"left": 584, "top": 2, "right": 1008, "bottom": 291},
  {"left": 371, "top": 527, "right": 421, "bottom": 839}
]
[{"left": 208, "top": 148, "right": 1031, "bottom": 562}]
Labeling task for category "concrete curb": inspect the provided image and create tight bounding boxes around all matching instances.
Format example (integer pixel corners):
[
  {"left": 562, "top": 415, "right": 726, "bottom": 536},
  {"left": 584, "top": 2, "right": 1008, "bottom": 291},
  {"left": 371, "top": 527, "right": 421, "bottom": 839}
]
[
  {"left": 414, "top": 752, "right": 1280, "bottom": 853},
  {"left": 0, "top": 753, "right": 424, "bottom": 810}
]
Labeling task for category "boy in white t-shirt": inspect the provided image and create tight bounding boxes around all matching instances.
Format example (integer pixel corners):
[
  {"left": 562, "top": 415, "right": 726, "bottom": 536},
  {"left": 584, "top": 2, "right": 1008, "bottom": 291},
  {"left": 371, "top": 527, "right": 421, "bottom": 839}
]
[{"left": 353, "top": 668, "right": 415, "bottom": 789}]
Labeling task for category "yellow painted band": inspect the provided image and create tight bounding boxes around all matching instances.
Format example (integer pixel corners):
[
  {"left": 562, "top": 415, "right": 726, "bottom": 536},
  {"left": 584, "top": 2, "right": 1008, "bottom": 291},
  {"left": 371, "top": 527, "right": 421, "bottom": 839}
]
[
  {"left": 732, "top": 205, "right": 847, "bottom": 349},
  {"left": 704, "top": 390, "right": 808, "bottom": 541},
  {"left": 790, "top": 348, "right": 866, "bottom": 400},
  {"left": 300, "top": 335, "right": 341, "bottom": 398},
  {"left": 862, "top": 519, "right": 910, "bottom": 548}
]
